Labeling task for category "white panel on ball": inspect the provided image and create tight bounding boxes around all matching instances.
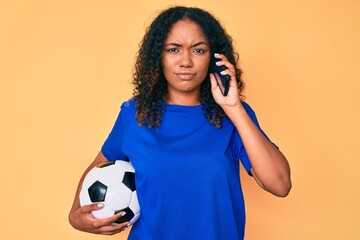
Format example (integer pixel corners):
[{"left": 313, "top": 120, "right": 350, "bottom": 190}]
[{"left": 105, "top": 183, "right": 132, "bottom": 210}]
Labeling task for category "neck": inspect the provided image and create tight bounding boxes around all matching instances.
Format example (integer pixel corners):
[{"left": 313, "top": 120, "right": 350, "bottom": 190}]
[{"left": 165, "top": 92, "right": 201, "bottom": 106}]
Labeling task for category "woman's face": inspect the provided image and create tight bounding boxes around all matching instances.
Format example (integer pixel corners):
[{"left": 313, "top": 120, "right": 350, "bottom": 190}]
[{"left": 161, "top": 19, "right": 210, "bottom": 103}]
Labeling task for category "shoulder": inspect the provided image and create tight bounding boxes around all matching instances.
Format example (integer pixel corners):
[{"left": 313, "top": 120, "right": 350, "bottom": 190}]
[
  {"left": 121, "top": 98, "right": 136, "bottom": 109},
  {"left": 120, "top": 98, "right": 137, "bottom": 114},
  {"left": 118, "top": 99, "right": 137, "bottom": 122}
]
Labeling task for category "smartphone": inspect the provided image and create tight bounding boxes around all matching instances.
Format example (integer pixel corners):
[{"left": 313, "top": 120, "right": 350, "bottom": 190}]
[{"left": 210, "top": 56, "right": 230, "bottom": 96}]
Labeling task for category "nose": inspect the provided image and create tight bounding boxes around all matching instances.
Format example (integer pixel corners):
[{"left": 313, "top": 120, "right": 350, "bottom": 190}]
[{"left": 179, "top": 51, "right": 193, "bottom": 68}]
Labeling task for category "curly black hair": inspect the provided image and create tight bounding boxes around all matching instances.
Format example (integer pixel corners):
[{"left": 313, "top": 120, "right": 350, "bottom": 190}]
[{"left": 133, "top": 6, "right": 245, "bottom": 128}]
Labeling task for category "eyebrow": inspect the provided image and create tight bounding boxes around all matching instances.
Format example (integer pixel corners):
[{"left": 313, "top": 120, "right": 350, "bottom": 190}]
[{"left": 163, "top": 41, "right": 209, "bottom": 47}]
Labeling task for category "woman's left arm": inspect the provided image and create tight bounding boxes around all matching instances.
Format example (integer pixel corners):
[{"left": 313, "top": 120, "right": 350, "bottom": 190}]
[
  {"left": 227, "top": 104, "right": 291, "bottom": 197},
  {"left": 210, "top": 53, "right": 291, "bottom": 197}
]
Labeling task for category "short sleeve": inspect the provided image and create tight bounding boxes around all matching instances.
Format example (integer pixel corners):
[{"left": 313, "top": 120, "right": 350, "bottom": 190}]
[{"left": 101, "top": 104, "right": 128, "bottom": 161}]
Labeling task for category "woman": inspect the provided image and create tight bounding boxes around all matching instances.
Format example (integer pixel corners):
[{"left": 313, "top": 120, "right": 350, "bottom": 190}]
[{"left": 69, "top": 6, "right": 291, "bottom": 240}]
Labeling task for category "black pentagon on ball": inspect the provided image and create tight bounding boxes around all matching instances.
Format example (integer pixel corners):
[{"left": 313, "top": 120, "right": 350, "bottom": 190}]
[
  {"left": 122, "top": 172, "right": 136, "bottom": 191},
  {"left": 114, "top": 207, "right": 135, "bottom": 224},
  {"left": 88, "top": 180, "right": 107, "bottom": 202}
]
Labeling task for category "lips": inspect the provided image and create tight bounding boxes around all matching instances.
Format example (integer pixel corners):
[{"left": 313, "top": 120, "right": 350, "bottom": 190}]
[{"left": 175, "top": 72, "right": 196, "bottom": 80}]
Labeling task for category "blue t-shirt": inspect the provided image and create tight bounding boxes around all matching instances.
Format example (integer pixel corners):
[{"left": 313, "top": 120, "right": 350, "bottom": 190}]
[{"left": 102, "top": 99, "right": 270, "bottom": 240}]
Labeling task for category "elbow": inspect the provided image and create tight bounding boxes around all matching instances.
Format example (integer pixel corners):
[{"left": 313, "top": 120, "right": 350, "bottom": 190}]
[
  {"left": 252, "top": 165, "right": 292, "bottom": 197},
  {"left": 272, "top": 178, "right": 292, "bottom": 198},
  {"left": 68, "top": 212, "right": 75, "bottom": 228},
  {"left": 260, "top": 174, "right": 291, "bottom": 197},
  {"left": 68, "top": 211, "right": 78, "bottom": 230}
]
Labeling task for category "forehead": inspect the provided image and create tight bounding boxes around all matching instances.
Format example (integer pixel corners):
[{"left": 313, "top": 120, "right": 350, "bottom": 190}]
[{"left": 165, "top": 19, "right": 207, "bottom": 42}]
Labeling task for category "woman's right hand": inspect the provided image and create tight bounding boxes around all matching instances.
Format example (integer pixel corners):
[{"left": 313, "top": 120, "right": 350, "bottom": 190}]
[{"left": 69, "top": 203, "right": 131, "bottom": 235}]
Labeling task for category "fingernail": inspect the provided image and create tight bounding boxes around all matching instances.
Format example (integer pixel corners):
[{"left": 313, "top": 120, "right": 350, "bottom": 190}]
[
  {"left": 124, "top": 227, "right": 129, "bottom": 231},
  {"left": 214, "top": 53, "right": 220, "bottom": 56},
  {"left": 220, "top": 70, "right": 226, "bottom": 75},
  {"left": 216, "top": 61, "right": 221, "bottom": 65},
  {"left": 127, "top": 223, "right": 132, "bottom": 227},
  {"left": 121, "top": 212, "right": 127, "bottom": 216},
  {"left": 97, "top": 203, "right": 104, "bottom": 208}
]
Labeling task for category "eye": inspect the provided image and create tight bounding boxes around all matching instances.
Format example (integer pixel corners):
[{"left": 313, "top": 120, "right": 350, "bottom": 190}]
[
  {"left": 166, "top": 48, "right": 179, "bottom": 53},
  {"left": 193, "top": 48, "right": 205, "bottom": 54}
]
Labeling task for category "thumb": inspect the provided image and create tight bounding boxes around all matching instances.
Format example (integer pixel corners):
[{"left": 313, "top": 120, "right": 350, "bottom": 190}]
[
  {"left": 209, "top": 73, "right": 223, "bottom": 103},
  {"left": 209, "top": 73, "right": 218, "bottom": 90}
]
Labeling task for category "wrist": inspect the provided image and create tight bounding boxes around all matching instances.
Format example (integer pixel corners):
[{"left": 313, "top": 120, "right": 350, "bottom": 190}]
[{"left": 223, "top": 102, "right": 246, "bottom": 119}]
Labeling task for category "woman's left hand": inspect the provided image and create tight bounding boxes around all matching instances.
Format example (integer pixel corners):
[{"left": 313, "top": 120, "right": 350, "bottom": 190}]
[{"left": 209, "top": 53, "right": 242, "bottom": 112}]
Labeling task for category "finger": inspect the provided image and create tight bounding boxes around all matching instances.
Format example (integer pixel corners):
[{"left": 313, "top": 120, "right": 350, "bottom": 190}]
[
  {"left": 214, "top": 53, "right": 235, "bottom": 73},
  {"left": 213, "top": 56, "right": 236, "bottom": 85},
  {"left": 214, "top": 53, "right": 225, "bottom": 60},
  {"left": 216, "top": 61, "right": 235, "bottom": 74},
  {"left": 96, "top": 221, "right": 131, "bottom": 235},
  {"left": 209, "top": 73, "right": 226, "bottom": 102},
  {"left": 212, "top": 66, "right": 236, "bottom": 90},
  {"left": 209, "top": 73, "right": 218, "bottom": 90},
  {"left": 218, "top": 68, "right": 235, "bottom": 79},
  {"left": 81, "top": 203, "right": 104, "bottom": 214},
  {"left": 94, "top": 211, "right": 126, "bottom": 227}
]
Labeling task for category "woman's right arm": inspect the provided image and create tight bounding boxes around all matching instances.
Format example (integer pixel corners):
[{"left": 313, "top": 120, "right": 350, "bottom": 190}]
[{"left": 68, "top": 151, "right": 130, "bottom": 235}]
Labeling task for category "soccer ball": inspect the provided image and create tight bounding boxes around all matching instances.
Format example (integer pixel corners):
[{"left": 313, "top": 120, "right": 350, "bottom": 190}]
[{"left": 79, "top": 160, "right": 140, "bottom": 224}]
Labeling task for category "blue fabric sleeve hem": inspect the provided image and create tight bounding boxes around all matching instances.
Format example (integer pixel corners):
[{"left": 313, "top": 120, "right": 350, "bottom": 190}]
[{"left": 100, "top": 148, "right": 115, "bottom": 162}]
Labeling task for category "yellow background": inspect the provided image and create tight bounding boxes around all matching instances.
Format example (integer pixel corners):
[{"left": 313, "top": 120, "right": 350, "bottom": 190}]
[{"left": 1, "top": 0, "right": 359, "bottom": 239}]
